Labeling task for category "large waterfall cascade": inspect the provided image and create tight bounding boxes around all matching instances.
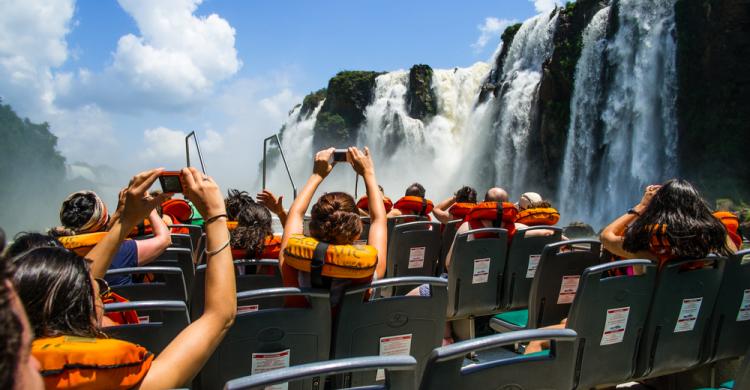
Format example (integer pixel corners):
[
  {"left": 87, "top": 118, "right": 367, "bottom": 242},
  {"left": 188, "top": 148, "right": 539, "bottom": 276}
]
[{"left": 265, "top": 2, "right": 680, "bottom": 229}]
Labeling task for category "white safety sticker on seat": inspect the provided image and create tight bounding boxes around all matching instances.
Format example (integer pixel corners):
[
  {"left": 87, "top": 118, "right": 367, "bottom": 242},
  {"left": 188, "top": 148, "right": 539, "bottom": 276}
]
[
  {"left": 376, "top": 334, "right": 412, "bottom": 381},
  {"left": 557, "top": 275, "right": 580, "bottom": 304},
  {"left": 472, "top": 258, "right": 491, "bottom": 284},
  {"left": 600, "top": 307, "right": 630, "bottom": 346},
  {"left": 742, "top": 254, "right": 750, "bottom": 265},
  {"left": 138, "top": 315, "right": 150, "bottom": 324},
  {"left": 526, "top": 254, "right": 541, "bottom": 278},
  {"left": 408, "top": 247, "right": 426, "bottom": 269},
  {"left": 251, "top": 349, "right": 290, "bottom": 390},
  {"left": 237, "top": 304, "right": 259, "bottom": 314},
  {"left": 674, "top": 297, "right": 703, "bottom": 333},
  {"left": 737, "top": 289, "right": 750, "bottom": 322}
]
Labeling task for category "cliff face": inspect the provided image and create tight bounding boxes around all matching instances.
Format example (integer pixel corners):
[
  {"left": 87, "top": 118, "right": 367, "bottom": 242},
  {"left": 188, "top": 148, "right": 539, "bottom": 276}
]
[
  {"left": 312, "top": 71, "right": 383, "bottom": 150},
  {"left": 406, "top": 64, "right": 437, "bottom": 120},
  {"left": 478, "top": 23, "right": 522, "bottom": 104},
  {"left": 675, "top": 0, "right": 750, "bottom": 203},
  {"left": 530, "top": 0, "right": 609, "bottom": 196}
]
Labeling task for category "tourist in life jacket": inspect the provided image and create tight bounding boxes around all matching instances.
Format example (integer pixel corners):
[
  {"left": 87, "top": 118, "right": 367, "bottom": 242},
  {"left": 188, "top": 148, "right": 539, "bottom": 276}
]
[
  {"left": 280, "top": 147, "right": 387, "bottom": 308},
  {"left": 600, "top": 180, "right": 737, "bottom": 272},
  {"left": 0, "top": 245, "right": 44, "bottom": 390},
  {"left": 387, "top": 182, "right": 434, "bottom": 218},
  {"left": 356, "top": 185, "right": 393, "bottom": 217},
  {"left": 11, "top": 167, "right": 237, "bottom": 390},
  {"left": 230, "top": 201, "right": 281, "bottom": 260},
  {"left": 432, "top": 186, "right": 478, "bottom": 224},
  {"left": 52, "top": 190, "right": 172, "bottom": 286},
  {"left": 515, "top": 191, "right": 560, "bottom": 226}
]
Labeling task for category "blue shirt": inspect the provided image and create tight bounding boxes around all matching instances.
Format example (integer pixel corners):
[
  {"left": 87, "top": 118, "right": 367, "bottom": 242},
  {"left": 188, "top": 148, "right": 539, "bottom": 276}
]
[{"left": 104, "top": 240, "right": 138, "bottom": 286}]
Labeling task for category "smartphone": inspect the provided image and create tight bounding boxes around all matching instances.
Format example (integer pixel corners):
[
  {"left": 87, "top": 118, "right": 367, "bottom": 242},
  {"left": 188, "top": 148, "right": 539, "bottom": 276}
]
[
  {"left": 332, "top": 149, "right": 349, "bottom": 162},
  {"left": 159, "top": 171, "right": 184, "bottom": 193}
]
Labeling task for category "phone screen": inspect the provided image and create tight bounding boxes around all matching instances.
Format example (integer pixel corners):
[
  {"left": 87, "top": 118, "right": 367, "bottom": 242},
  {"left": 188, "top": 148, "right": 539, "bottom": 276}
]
[{"left": 160, "top": 174, "right": 183, "bottom": 193}]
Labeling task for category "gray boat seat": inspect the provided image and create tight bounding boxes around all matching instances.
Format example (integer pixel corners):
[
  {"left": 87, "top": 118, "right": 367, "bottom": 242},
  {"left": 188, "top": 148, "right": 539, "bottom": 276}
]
[
  {"left": 418, "top": 329, "right": 578, "bottom": 390},
  {"left": 438, "top": 220, "right": 462, "bottom": 275},
  {"left": 200, "top": 288, "right": 331, "bottom": 390},
  {"left": 150, "top": 247, "right": 195, "bottom": 297},
  {"left": 107, "top": 266, "right": 187, "bottom": 302},
  {"left": 333, "top": 276, "right": 447, "bottom": 388},
  {"left": 357, "top": 216, "right": 371, "bottom": 245},
  {"left": 492, "top": 239, "right": 601, "bottom": 333},
  {"left": 104, "top": 300, "right": 190, "bottom": 355},
  {"left": 386, "top": 221, "right": 442, "bottom": 294}
]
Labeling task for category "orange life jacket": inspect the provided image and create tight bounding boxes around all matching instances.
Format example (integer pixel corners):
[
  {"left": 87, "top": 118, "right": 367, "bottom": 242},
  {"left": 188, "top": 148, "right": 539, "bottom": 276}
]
[
  {"left": 33, "top": 336, "right": 154, "bottom": 390},
  {"left": 283, "top": 234, "right": 377, "bottom": 280},
  {"left": 227, "top": 220, "right": 238, "bottom": 231},
  {"left": 129, "top": 199, "right": 192, "bottom": 237},
  {"left": 713, "top": 211, "right": 742, "bottom": 249},
  {"left": 393, "top": 196, "right": 434, "bottom": 216},
  {"left": 102, "top": 291, "right": 140, "bottom": 325},
  {"left": 356, "top": 195, "right": 394, "bottom": 213},
  {"left": 464, "top": 202, "right": 518, "bottom": 240},
  {"left": 59, "top": 232, "right": 123, "bottom": 257},
  {"left": 516, "top": 207, "right": 560, "bottom": 226},
  {"left": 231, "top": 235, "right": 282, "bottom": 260},
  {"left": 449, "top": 202, "right": 475, "bottom": 219}
]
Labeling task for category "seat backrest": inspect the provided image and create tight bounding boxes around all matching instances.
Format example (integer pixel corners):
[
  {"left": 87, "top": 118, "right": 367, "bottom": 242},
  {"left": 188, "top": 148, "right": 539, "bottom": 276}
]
[
  {"left": 357, "top": 216, "right": 371, "bottom": 245},
  {"left": 447, "top": 228, "right": 508, "bottom": 319},
  {"left": 108, "top": 266, "right": 187, "bottom": 302},
  {"left": 527, "top": 239, "right": 601, "bottom": 329},
  {"left": 635, "top": 256, "right": 726, "bottom": 379},
  {"left": 190, "top": 259, "right": 283, "bottom": 320},
  {"left": 502, "top": 226, "right": 563, "bottom": 311},
  {"left": 386, "top": 215, "right": 429, "bottom": 242},
  {"left": 567, "top": 260, "right": 657, "bottom": 389},
  {"left": 169, "top": 224, "right": 202, "bottom": 253},
  {"left": 150, "top": 247, "right": 195, "bottom": 296},
  {"left": 224, "top": 355, "right": 417, "bottom": 390},
  {"left": 386, "top": 221, "right": 442, "bottom": 294},
  {"left": 104, "top": 300, "right": 189, "bottom": 355},
  {"left": 169, "top": 233, "right": 193, "bottom": 252},
  {"left": 734, "top": 343, "right": 750, "bottom": 390},
  {"left": 703, "top": 249, "right": 750, "bottom": 363},
  {"left": 438, "top": 220, "right": 462, "bottom": 275},
  {"left": 333, "top": 277, "right": 448, "bottom": 388},
  {"left": 418, "top": 329, "right": 578, "bottom": 390},
  {"left": 200, "top": 288, "right": 331, "bottom": 390}
]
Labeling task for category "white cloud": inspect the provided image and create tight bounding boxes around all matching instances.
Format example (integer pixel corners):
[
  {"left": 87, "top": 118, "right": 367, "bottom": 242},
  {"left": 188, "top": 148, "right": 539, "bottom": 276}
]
[
  {"left": 0, "top": 0, "right": 74, "bottom": 115},
  {"left": 472, "top": 17, "right": 518, "bottom": 53},
  {"left": 57, "top": 0, "right": 242, "bottom": 112},
  {"left": 531, "top": 0, "right": 563, "bottom": 14},
  {"left": 142, "top": 126, "right": 224, "bottom": 162}
]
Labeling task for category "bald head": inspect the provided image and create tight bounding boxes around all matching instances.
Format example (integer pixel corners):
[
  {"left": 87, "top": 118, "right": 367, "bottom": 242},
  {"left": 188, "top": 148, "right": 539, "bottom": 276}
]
[{"left": 485, "top": 187, "right": 508, "bottom": 202}]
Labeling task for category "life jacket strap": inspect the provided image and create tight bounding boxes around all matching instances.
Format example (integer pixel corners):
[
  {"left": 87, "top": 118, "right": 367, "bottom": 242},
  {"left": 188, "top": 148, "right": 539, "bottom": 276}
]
[{"left": 311, "top": 241, "right": 329, "bottom": 288}]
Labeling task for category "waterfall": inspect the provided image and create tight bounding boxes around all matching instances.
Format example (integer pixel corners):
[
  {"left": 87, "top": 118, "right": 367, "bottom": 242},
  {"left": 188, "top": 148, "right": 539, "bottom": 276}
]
[
  {"left": 558, "top": 7, "right": 611, "bottom": 224},
  {"left": 491, "top": 11, "right": 559, "bottom": 194},
  {"left": 589, "top": 0, "right": 678, "bottom": 228}
]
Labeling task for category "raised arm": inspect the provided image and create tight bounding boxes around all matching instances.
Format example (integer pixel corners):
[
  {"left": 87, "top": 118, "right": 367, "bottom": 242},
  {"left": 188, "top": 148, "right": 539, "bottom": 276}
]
[
  {"left": 139, "top": 167, "right": 235, "bottom": 389},
  {"left": 257, "top": 189, "right": 288, "bottom": 227},
  {"left": 279, "top": 148, "right": 335, "bottom": 267},
  {"left": 432, "top": 195, "right": 456, "bottom": 224},
  {"left": 135, "top": 210, "right": 172, "bottom": 266},
  {"left": 88, "top": 169, "right": 168, "bottom": 279},
  {"left": 600, "top": 185, "right": 660, "bottom": 260},
  {"left": 350, "top": 147, "right": 387, "bottom": 279}
]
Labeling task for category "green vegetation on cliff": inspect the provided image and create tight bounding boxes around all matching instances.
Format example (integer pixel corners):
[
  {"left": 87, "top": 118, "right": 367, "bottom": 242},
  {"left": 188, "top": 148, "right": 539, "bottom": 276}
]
[
  {"left": 406, "top": 64, "right": 437, "bottom": 119},
  {"left": 299, "top": 88, "right": 326, "bottom": 120},
  {"left": 313, "top": 70, "right": 383, "bottom": 149}
]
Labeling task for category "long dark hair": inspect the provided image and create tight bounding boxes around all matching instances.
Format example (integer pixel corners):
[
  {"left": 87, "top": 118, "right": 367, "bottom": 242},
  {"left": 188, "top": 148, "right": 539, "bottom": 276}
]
[
  {"left": 623, "top": 179, "right": 731, "bottom": 258},
  {"left": 12, "top": 247, "right": 102, "bottom": 338},
  {"left": 231, "top": 202, "right": 274, "bottom": 257},
  {"left": 5, "top": 232, "right": 63, "bottom": 259},
  {"left": 309, "top": 192, "right": 362, "bottom": 245},
  {"left": 455, "top": 186, "right": 477, "bottom": 203}
]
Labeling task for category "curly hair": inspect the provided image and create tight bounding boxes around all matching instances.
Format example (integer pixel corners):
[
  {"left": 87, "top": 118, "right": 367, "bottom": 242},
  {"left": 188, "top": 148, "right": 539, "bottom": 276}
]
[
  {"left": 309, "top": 192, "right": 362, "bottom": 245},
  {"left": 454, "top": 186, "right": 477, "bottom": 203},
  {"left": 60, "top": 192, "right": 98, "bottom": 230},
  {"left": 225, "top": 189, "right": 256, "bottom": 221},
  {"left": 0, "top": 235, "right": 22, "bottom": 389},
  {"left": 13, "top": 247, "right": 103, "bottom": 339},
  {"left": 231, "top": 203, "right": 274, "bottom": 258},
  {"left": 623, "top": 179, "right": 731, "bottom": 259}
]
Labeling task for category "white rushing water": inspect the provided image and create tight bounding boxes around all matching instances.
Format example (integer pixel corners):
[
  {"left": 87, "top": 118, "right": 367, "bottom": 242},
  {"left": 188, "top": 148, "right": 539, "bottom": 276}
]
[
  {"left": 558, "top": 7, "right": 611, "bottom": 224},
  {"left": 589, "top": 0, "right": 678, "bottom": 228},
  {"left": 492, "top": 11, "right": 559, "bottom": 194}
]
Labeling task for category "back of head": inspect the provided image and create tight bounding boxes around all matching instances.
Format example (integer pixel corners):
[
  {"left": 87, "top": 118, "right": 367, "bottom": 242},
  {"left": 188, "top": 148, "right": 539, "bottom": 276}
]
[
  {"left": 231, "top": 202, "right": 274, "bottom": 257},
  {"left": 455, "top": 186, "right": 477, "bottom": 203},
  {"left": 518, "top": 192, "right": 543, "bottom": 210},
  {"left": 623, "top": 179, "right": 730, "bottom": 258},
  {"left": 12, "top": 247, "right": 101, "bottom": 339},
  {"left": 5, "top": 233, "right": 63, "bottom": 259},
  {"left": 563, "top": 221, "right": 596, "bottom": 239},
  {"left": 405, "top": 183, "right": 426, "bottom": 198},
  {"left": 484, "top": 187, "right": 509, "bottom": 203},
  {"left": 309, "top": 192, "right": 362, "bottom": 245},
  {"left": 59, "top": 191, "right": 108, "bottom": 234},
  {"left": 225, "top": 189, "right": 256, "bottom": 221}
]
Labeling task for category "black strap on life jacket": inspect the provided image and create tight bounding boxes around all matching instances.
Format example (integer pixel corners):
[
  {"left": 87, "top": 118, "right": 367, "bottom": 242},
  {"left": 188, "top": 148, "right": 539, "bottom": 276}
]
[
  {"left": 311, "top": 241, "right": 329, "bottom": 288},
  {"left": 492, "top": 203, "right": 502, "bottom": 228},
  {"left": 420, "top": 198, "right": 427, "bottom": 216}
]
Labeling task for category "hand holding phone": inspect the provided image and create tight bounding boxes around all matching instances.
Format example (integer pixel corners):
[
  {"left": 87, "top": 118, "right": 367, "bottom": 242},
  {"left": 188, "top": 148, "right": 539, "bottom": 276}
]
[
  {"left": 159, "top": 171, "right": 184, "bottom": 193},
  {"left": 331, "top": 149, "right": 349, "bottom": 163}
]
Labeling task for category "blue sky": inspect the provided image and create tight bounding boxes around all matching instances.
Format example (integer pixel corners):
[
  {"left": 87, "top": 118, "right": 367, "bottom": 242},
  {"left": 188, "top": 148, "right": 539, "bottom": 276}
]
[{"left": 0, "top": 0, "right": 558, "bottom": 193}]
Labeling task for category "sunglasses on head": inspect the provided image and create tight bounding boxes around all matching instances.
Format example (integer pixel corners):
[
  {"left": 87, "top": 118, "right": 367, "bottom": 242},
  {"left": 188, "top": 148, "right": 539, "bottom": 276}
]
[{"left": 94, "top": 277, "right": 110, "bottom": 298}]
